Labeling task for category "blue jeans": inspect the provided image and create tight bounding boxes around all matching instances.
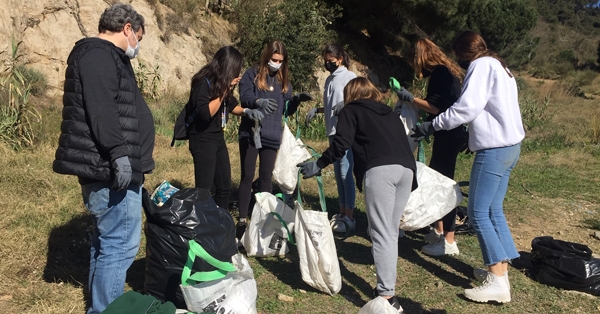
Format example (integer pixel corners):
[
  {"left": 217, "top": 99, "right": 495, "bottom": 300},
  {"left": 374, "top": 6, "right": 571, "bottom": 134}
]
[
  {"left": 329, "top": 137, "right": 355, "bottom": 209},
  {"left": 468, "top": 143, "right": 521, "bottom": 265},
  {"left": 81, "top": 182, "right": 142, "bottom": 314}
]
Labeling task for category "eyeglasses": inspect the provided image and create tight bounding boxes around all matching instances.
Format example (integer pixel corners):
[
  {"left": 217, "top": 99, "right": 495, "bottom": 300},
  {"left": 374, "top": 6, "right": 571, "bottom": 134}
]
[{"left": 270, "top": 58, "right": 284, "bottom": 64}]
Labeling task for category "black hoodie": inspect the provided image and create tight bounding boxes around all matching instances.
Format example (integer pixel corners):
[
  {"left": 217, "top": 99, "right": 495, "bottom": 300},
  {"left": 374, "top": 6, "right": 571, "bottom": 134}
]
[{"left": 316, "top": 99, "right": 417, "bottom": 192}]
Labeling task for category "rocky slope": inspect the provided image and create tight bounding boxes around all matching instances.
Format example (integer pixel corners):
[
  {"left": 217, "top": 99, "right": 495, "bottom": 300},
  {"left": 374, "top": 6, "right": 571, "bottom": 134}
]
[{"left": 0, "top": 0, "right": 234, "bottom": 97}]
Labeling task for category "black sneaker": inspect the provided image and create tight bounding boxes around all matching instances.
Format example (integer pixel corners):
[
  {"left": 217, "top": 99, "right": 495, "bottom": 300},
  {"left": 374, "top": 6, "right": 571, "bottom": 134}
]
[{"left": 236, "top": 221, "right": 247, "bottom": 240}]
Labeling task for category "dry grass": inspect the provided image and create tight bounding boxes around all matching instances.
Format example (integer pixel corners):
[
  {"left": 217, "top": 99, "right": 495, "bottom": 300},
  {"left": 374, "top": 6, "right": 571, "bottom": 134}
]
[{"left": 1, "top": 77, "right": 600, "bottom": 313}]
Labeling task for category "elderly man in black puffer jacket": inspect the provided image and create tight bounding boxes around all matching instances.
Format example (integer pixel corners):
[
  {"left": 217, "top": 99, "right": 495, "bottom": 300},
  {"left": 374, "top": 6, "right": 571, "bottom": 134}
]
[{"left": 53, "top": 3, "right": 155, "bottom": 313}]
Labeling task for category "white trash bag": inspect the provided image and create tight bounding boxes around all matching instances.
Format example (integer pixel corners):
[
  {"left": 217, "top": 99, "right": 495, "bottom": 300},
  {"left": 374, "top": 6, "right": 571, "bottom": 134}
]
[
  {"left": 357, "top": 296, "right": 402, "bottom": 314},
  {"left": 240, "top": 192, "right": 296, "bottom": 257},
  {"left": 180, "top": 242, "right": 257, "bottom": 314},
  {"left": 273, "top": 123, "right": 312, "bottom": 194},
  {"left": 400, "top": 161, "right": 463, "bottom": 231},
  {"left": 294, "top": 201, "right": 342, "bottom": 295},
  {"left": 397, "top": 100, "right": 420, "bottom": 153}
]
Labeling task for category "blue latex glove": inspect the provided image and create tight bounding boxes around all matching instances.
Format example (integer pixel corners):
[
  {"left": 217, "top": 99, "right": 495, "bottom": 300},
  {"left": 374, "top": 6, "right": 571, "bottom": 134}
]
[
  {"left": 411, "top": 121, "right": 435, "bottom": 142},
  {"left": 396, "top": 87, "right": 414, "bottom": 103},
  {"left": 305, "top": 107, "right": 318, "bottom": 127},
  {"left": 244, "top": 108, "right": 265, "bottom": 122},
  {"left": 112, "top": 156, "right": 132, "bottom": 191},
  {"left": 256, "top": 98, "right": 278, "bottom": 114},
  {"left": 331, "top": 101, "right": 344, "bottom": 116},
  {"left": 296, "top": 161, "right": 322, "bottom": 179}
]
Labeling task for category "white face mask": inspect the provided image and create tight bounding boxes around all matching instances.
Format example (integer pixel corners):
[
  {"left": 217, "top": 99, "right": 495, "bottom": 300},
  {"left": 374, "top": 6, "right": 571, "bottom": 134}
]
[
  {"left": 125, "top": 31, "right": 140, "bottom": 59},
  {"left": 267, "top": 60, "right": 282, "bottom": 72}
]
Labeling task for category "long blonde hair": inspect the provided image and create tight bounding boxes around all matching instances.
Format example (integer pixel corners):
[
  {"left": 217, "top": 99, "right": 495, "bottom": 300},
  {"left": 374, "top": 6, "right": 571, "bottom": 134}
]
[
  {"left": 414, "top": 38, "right": 463, "bottom": 81},
  {"left": 255, "top": 41, "right": 290, "bottom": 93},
  {"left": 343, "top": 77, "right": 382, "bottom": 104}
]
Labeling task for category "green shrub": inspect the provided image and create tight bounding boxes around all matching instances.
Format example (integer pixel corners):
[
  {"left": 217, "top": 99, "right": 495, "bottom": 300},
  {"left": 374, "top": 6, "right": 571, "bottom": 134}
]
[
  {"left": 15, "top": 64, "right": 48, "bottom": 96},
  {"left": 232, "top": 0, "right": 340, "bottom": 91},
  {"left": 134, "top": 61, "right": 162, "bottom": 100},
  {"left": 520, "top": 95, "right": 553, "bottom": 131},
  {"left": 0, "top": 37, "right": 41, "bottom": 150}
]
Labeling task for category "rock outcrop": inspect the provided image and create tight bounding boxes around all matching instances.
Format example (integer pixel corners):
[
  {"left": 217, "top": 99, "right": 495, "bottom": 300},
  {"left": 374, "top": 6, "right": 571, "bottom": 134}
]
[{"left": 0, "top": 0, "right": 234, "bottom": 97}]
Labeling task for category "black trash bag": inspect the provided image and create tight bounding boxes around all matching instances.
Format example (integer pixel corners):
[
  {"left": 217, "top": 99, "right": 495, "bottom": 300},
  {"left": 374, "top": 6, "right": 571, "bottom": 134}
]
[
  {"left": 530, "top": 236, "right": 600, "bottom": 296},
  {"left": 142, "top": 188, "right": 237, "bottom": 309}
]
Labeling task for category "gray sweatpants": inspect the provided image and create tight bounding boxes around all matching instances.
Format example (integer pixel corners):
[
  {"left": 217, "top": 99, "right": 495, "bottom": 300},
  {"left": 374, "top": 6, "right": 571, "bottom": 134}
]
[{"left": 365, "top": 164, "right": 413, "bottom": 297}]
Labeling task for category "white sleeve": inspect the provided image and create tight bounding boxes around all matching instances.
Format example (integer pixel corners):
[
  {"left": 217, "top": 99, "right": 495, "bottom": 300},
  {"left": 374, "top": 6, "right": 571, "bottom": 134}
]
[{"left": 433, "top": 60, "right": 492, "bottom": 131}]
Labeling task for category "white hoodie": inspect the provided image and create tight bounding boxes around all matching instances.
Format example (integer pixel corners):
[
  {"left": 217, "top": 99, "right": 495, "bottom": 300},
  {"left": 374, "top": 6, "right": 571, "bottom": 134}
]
[
  {"left": 433, "top": 56, "right": 525, "bottom": 151},
  {"left": 323, "top": 66, "right": 357, "bottom": 136}
]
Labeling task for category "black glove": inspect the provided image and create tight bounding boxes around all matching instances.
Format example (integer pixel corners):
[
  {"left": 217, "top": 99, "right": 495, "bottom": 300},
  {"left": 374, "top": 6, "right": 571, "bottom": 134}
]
[
  {"left": 305, "top": 107, "right": 318, "bottom": 127},
  {"left": 297, "top": 161, "right": 322, "bottom": 179},
  {"left": 411, "top": 121, "right": 435, "bottom": 142},
  {"left": 112, "top": 156, "right": 132, "bottom": 191},
  {"left": 396, "top": 87, "right": 414, "bottom": 103},
  {"left": 256, "top": 98, "right": 278, "bottom": 114},
  {"left": 252, "top": 121, "right": 262, "bottom": 149},
  {"left": 244, "top": 108, "right": 264, "bottom": 122},
  {"left": 294, "top": 92, "right": 313, "bottom": 103},
  {"left": 331, "top": 101, "right": 344, "bottom": 116}
]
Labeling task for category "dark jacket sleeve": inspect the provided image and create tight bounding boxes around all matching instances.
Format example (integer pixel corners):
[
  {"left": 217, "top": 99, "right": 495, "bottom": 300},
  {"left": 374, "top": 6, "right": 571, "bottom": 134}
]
[
  {"left": 189, "top": 79, "right": 214, "bottom": 123},
  {"left": 317, "top": 108, "right": 355, "bottom": 168},
  {"left": 79, "top": 48, "right": 128, "bottom": 162},
  {"left": 284, "top": 83, "right": 300, "bottom": 117},
  {"left": 239, "top": 68, "right": 259, "bottom": 109},
  {"left": 424, "top": 66, "right": 454, "bottom": 112}
]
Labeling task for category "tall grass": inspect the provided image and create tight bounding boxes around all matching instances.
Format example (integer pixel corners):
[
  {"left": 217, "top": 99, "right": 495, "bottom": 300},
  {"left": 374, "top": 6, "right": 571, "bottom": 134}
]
[{"left": 0, "top": 36, "right": 41, "bottom": 150}]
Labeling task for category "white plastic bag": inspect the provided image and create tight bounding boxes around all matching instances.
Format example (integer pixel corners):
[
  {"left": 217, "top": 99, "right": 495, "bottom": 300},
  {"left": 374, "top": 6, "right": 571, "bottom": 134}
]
[
  {"left": 397, "top": 100, "right": 420, "bottom": 153},
  {"left": 180, "top": 253, "right": 257, "bottom": 314},
  {"left": 294, "top": 201, "right": 342, "bottom": 295},
  {"left": 357, "top": 296, "right": 402, "bottom": 314},
  {"left": 273, "top": 123, "right": 312, "bottom": 194},
  {"left": 240, "top": 192, "right": 295, "bottom": 257},
  {"left": 400, "top": 162, "right": 463, "bottom": 231}
]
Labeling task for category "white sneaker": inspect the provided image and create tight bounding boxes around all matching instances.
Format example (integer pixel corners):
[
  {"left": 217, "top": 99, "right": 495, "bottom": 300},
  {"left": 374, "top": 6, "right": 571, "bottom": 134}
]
[
  {"left": 474, "top": 269, "right": 509, "bottom": 286},
  {"left": 464, "top": 272, "right": 511, "bottom": 303},
  {"left": 421, "top": 238, "right": 460, "bottom": 256},
  {"left": 329, "top": 213, "right": 342, "bottom": 225},
  {"left": 332, "top": 215, "right": 356, "bottom": 233},
  {"left": 424, "top": 229, "right": 444, "bottom": 244},
  {"left": 473, "top": 268, "right": 488, "bottom": 282}
]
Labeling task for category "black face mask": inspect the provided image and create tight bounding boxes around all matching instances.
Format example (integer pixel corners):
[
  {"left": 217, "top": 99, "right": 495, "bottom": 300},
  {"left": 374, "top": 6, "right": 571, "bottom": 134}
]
[
  {"left": 324, "top": 61, "right": 339, "bottom": 73},
  {"left": 421, "top": 68, "right": 432, "bottom": 78},
  {"left": 458, "top": 60, "right": 471, "bottom": 70}
]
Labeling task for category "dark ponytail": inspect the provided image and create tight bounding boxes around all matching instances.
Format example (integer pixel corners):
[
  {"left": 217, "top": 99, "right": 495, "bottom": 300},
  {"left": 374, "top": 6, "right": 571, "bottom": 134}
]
[{"left": 322, "top": 43, "right": 350, "bottom": 68}]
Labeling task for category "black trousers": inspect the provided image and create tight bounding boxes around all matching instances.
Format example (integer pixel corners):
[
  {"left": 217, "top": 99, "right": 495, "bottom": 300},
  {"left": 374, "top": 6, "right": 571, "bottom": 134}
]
[
  {"left": 189, "top": 132, "right": 231, "bottom": 210},
  {"left": 429, "top": 126, "right": 467, "bottom": 232},
  {"left": 237, "top": 137, "right": 277, "bottom": 219}
]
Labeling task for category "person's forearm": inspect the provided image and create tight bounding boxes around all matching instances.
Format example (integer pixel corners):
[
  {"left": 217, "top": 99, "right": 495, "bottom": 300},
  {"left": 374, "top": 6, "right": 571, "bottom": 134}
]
[
  {"left": 231, "top": 105, "right": 245, "bottom": 116},
  {"left": 413, "top": 98, "right": 439, "bottom": 114}
]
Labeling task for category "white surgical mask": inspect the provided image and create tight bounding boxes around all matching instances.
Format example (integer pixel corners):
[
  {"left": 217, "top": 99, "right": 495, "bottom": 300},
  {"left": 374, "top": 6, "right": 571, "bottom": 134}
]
[
  {"left": 267, "top": 60, "right": 282, "bottom": 72},
  {"left": 125, "top": 31, "right": 140, "bottom": 59}
]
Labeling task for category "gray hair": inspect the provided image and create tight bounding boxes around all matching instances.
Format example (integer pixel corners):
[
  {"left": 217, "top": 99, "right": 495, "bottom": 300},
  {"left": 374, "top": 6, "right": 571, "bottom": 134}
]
[{"left": 98, "top": 3, "right": 145, "bottom": 34}]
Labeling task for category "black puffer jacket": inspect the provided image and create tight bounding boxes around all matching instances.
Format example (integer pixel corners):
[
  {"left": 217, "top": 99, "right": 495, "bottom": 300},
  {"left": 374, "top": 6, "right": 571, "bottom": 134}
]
[{"left": 53, "top": 37, "right": 154, "bottom": 185}]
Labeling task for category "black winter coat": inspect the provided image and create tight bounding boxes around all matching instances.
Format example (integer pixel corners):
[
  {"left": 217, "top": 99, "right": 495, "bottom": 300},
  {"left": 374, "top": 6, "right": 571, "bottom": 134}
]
[{"left": 53, "top": 37, "right": 155, "bottom": 185}]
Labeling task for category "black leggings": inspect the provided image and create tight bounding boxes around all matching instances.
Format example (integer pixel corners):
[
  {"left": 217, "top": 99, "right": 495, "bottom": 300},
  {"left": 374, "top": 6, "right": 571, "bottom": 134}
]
[
  {"left": 429, "top": 127, "right": 467, "bottom": 232},
  {"left": 189, "top": 132, "right": 231, "bottom": 210},
  {"left": 238, "top": 137, "right": 277, "bottom": 219}
]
